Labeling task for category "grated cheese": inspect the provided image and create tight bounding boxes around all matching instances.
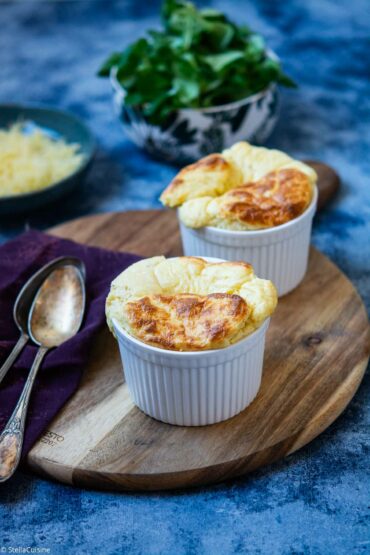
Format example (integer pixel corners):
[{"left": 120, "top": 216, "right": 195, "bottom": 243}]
[{"left": 0, "top": 123, "right": 83, "bottom": 197}]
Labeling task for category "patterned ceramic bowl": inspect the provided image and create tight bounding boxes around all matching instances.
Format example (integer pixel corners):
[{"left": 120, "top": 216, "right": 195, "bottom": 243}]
[{"left": 111, "top": 71, "right": 279, "bottom": 164}]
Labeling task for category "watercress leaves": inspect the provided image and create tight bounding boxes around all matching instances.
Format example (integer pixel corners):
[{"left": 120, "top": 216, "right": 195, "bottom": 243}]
[{"left": 99, "top": 0, "right": 296, "bottom": 124}]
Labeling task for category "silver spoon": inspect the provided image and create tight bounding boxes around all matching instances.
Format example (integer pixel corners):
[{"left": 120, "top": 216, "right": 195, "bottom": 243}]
[
  {"left": 0, "top": 257, "right": 85, "bottom": 387},
  {"left": 0, "top": 261, "right": 85, "bottom": 482}
]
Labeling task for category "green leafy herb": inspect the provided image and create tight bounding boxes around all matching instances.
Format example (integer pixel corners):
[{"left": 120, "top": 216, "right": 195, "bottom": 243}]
[{"left": 98, "top": 0, "right": 296, "bottom": 124}]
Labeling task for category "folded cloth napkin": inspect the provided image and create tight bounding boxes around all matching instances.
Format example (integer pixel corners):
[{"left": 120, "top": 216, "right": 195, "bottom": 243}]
[{"left": 0, "top": 229, "right": 142, "bottom": 458}]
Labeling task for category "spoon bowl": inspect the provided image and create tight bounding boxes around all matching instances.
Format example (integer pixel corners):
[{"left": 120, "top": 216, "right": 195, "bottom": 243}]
[
  {"left": 0, "top": 256, "right": 86, "bottom": 387},
  {"left": 29, "top": 265, "right": 85, "bottom": 348}
]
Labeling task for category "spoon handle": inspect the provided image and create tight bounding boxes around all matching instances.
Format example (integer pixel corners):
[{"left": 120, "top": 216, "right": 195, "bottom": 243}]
[
  {"left": 0, "top": 333, "right": 29, "bottom": 387},
  {"left": 0, "top": 346, "right": 48, "bottom": 483}
]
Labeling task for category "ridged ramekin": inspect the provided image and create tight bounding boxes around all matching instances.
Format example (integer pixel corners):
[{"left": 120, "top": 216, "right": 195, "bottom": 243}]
[
  {"left": 179, "top": 186, "right": 318, "bottom": 297},
  {"left": 112, "top": 312, "right": 270, "bottom": 427}
]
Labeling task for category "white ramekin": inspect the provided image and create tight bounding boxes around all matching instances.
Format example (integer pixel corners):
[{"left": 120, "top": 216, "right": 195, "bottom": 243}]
[
  {"left": 111, "top": 255, "right": 270, "bottom": 426},
  {"left": 179, "top": 186, "right": 318, "bottom": 297}
]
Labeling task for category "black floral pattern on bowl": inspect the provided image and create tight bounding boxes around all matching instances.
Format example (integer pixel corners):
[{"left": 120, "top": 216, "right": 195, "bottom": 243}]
[{"left": 111, "top": 74, "right": 279, "bottom": 164}]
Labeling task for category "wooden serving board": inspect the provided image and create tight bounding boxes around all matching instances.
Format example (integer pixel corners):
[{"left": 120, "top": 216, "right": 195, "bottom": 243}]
[{"left": 26, "top": 208, "right": 369, "bottom": 491}]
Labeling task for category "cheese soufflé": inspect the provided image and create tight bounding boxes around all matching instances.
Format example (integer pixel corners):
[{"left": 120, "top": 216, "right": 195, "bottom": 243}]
[
  {"left": 106, "top": 256, "right": 277, "bottom": 351},
  {"left": 160, "top": 142, "right": 317, "bottom": 230}
]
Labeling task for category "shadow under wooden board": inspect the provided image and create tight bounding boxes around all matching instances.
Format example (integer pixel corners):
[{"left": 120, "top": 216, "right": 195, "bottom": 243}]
[{"left": 27, "top": 208, "right": 369, "bottom": 491}]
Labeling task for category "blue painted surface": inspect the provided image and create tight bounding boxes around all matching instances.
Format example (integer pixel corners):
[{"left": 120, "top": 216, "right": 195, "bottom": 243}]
[{"left": 0, "top": 1, "right": 369, "bottom": 553}]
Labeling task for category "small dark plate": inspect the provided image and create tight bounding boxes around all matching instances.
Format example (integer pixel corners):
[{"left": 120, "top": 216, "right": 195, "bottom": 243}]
[{"left": 0, "top": 104, "right": 95, "bottom": 215}]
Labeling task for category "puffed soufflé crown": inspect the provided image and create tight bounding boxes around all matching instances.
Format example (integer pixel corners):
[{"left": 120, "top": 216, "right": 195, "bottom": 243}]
[
  {"left": 106, "top": 256, "right": 277, "bottom": 351},
  {"left": 160, "top": 142, "right": 317, "bottom": 230}
]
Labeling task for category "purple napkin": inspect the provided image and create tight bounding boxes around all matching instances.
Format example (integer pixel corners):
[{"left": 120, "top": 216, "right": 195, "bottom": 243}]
[{"left": 0, "top": 229, "right": 142, "bottom": 457}]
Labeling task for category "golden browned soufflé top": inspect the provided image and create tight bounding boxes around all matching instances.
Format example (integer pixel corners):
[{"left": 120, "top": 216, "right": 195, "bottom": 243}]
[
  {"left": 124, "top": 292, "right": 249, "bottom": 351},
  {"left": 106, "top": 256, "right": 277, "bottom": 351},
  {"left": 160, "top": 142, "right": 317, "bottom": 230}
]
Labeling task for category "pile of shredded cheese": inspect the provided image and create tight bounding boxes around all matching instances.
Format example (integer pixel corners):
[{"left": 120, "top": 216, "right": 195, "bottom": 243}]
[{"left": 0, "top": 123, "right": 83, "bottom": 197}]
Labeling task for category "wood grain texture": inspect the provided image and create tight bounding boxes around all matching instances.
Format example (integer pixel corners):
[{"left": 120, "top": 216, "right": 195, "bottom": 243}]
[
  {"left": 27, "top": 208, "right": 369, "bottom": 491},
  {"left": 304, "top": 160, "right": 340, "bottom": 210}
]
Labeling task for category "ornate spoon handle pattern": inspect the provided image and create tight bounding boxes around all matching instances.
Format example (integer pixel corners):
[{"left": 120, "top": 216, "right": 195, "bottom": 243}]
[{"left": 0, "top": 346, "right": 48, "bottom": 482}]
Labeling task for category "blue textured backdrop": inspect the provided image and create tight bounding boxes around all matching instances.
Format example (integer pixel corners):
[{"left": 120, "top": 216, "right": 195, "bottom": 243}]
[{"left": 0, "top": 1, "right": 369, "bottom": 554}]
